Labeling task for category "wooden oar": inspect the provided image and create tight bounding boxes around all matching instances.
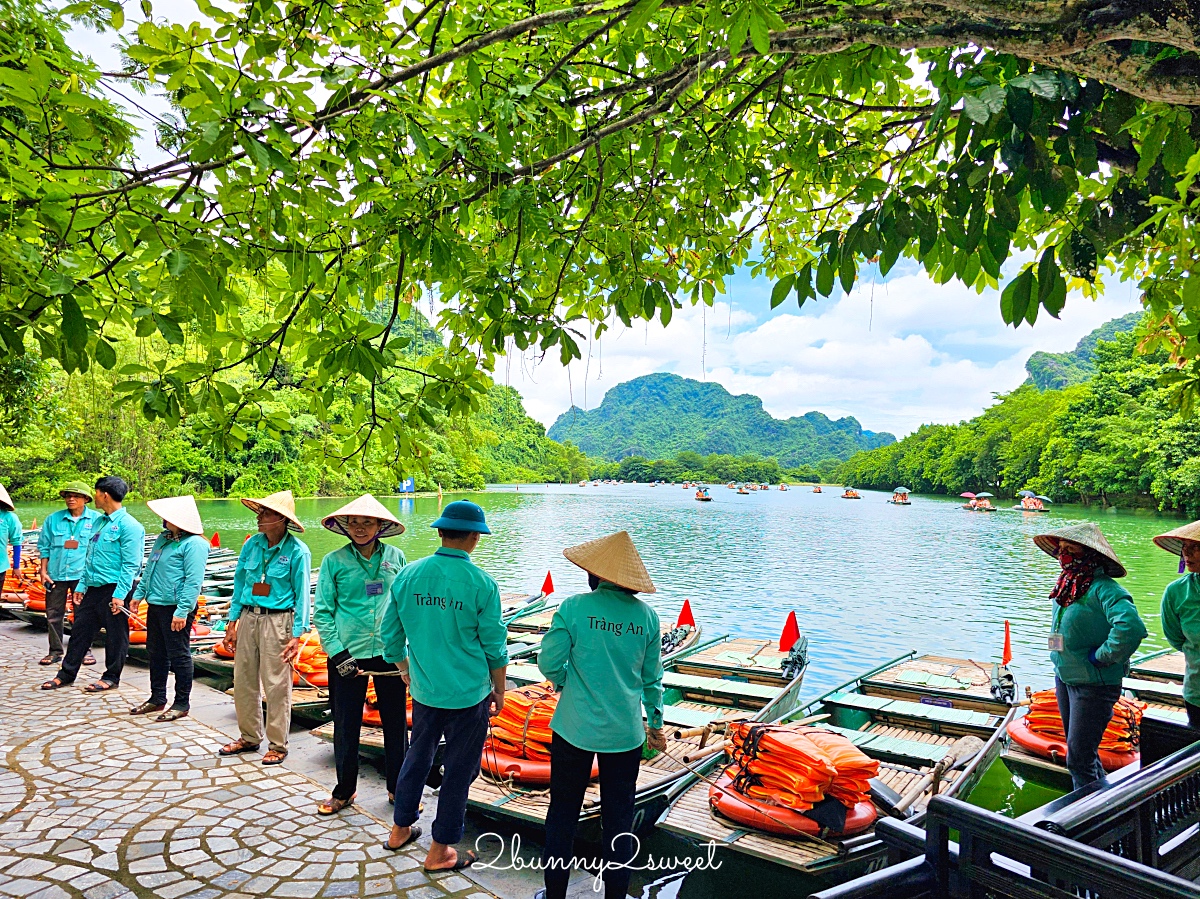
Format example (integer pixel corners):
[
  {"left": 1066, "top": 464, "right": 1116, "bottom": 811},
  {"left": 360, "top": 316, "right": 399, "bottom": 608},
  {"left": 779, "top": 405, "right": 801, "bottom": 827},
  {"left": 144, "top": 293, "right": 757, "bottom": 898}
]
[{"left": 892, "top": 735, "right": 985, "bottom": 815}]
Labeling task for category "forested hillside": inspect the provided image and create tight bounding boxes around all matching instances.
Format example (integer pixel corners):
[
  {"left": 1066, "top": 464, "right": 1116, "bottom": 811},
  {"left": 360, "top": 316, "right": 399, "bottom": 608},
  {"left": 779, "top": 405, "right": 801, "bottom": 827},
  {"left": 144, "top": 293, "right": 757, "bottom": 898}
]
[
  {"left": 548, "top": 373, "right": 894, "bottom": 465},
  {"left": 839, "top": 317, "right": 1200, "bottom": 512},
  {"left": 1024, "top": 312, "right": 1143, "bottom": 390}
]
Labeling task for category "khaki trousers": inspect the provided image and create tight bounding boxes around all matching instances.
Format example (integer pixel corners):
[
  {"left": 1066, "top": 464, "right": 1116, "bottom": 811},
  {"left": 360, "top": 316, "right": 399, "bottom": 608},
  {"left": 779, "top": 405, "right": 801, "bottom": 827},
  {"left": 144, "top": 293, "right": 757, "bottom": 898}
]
[{"left": 233, "top": 609, "right": 294, "bottom": 753}]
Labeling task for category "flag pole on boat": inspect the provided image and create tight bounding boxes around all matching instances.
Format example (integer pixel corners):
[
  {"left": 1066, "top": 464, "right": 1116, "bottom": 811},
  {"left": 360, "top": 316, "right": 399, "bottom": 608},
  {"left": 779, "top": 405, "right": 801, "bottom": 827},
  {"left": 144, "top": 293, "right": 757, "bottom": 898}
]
[{"left": 677, "top": 599, "right": 695, "bottom": 628}]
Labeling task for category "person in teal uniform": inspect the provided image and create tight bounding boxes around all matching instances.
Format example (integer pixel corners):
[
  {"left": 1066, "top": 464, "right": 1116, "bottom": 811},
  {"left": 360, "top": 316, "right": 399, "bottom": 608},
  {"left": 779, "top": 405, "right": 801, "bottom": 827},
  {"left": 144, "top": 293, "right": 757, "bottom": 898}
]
[
  {"left": 536, "top": 531, "right": 666, "bottom": 899},
  {"left": 36, "top": 482, "right": 100, "bottom": 667},
  {"left": 1155, "top": 520, "right": 1200, "bottom": 728},
  {"left": 218, "top": 490, "right": 312, "bottom": 765},
  {"left": 129, "top": 495, "right": 210, "bottom": 721},
  {"left": 0, "top": 482, "right": 22, "bottom": 583},
  {"left": 42, "top": 476, "right": 146, "bottom": 692},
  {"left": 1033, "top": 523, "right": 1147, "bottom": 790},
  {"left": 381, "top": 500, "right": 508, "bottom": 873},
  {"left": 313, "top": 494, "right": 408, "bottom": 815}
]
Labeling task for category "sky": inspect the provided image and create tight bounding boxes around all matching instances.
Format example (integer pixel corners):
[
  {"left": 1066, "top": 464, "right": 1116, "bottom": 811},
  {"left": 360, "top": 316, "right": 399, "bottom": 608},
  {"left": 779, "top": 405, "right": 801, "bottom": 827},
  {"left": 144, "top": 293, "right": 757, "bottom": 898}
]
[{"left": 67, "top": 6, "right": 1144, "bottom": 441}]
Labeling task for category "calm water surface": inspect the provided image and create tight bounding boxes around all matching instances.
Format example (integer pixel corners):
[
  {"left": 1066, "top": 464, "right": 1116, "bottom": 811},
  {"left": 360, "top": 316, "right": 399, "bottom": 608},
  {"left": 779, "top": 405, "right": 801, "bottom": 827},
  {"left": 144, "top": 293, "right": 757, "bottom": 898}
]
[{"left": 13, "top": 485, "right": 1190, "bottom": 891}]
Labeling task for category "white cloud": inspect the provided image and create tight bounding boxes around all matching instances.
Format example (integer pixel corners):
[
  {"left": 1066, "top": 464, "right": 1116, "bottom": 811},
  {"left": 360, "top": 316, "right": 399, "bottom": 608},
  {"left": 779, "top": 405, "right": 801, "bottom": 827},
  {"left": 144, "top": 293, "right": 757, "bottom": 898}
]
[{"left": 502, "top": 267, "right": 1143, "bottom": 437}]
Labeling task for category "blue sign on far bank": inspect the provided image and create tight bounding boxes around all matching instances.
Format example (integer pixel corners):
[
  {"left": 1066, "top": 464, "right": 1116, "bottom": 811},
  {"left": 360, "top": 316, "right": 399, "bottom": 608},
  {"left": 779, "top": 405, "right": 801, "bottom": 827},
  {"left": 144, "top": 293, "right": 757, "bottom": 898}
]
[{"left": 399, "top": 477, "right": 415, "bottom": 494}]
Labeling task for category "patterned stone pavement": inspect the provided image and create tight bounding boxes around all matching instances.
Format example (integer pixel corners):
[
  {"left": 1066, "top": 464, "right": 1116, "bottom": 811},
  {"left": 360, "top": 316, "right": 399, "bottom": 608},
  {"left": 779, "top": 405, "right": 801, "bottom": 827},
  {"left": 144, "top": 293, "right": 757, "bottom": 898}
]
[{"left": 0, "top": 631, "right": 493, "bottom": 899}]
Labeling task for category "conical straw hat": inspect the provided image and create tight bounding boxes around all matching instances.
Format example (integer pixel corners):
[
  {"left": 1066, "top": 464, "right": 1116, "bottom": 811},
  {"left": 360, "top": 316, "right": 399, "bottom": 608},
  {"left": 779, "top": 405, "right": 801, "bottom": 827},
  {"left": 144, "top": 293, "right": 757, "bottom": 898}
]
[
  {"left": 241, "top": 490, "right": 304, "bottom": 532},
  {"left": 1033, "top": 522, "right": 1126, "bottom": 578},
  {"left": 1153, "top": 520, "right": 1200, "bottom": 557},
  {"left": 147, "top": 495, "right": 204, "bottom": 536},
  {"left": 322, "top": 494, "right": 405, "bottom": 539},
  {"left": 0, "top": 483, "right": 12, "bottom": 512},
  {"left": 563, "top": 531, "right": 656, "bottom": 593}
]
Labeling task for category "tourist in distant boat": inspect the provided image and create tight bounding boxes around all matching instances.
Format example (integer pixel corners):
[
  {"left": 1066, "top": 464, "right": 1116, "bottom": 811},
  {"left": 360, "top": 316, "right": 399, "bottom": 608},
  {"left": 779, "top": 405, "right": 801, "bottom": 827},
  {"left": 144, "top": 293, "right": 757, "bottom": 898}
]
[
  {"left": 381, "top": 500, "right": 508, "bottom": 872},
  {"left": 536, "top": 531, "right": 665, "bottom": 899},
  {"left": 218, "top": 490, "right": 312, "bottom": 766},
  {"left": 312, "top": 494, "right": 408, "bottom": 815},
  {"left": 1155, "top": 520, "right": 1200, "bottom": 728},
  {"left": 36, "top": 482, "right": 100, "bottom": 667},
  {"left": 42, "top": 476, "right": 146, "bottom": 693},
  {"left": 129, "top": 495, "right": 209, "bottom": 721},
  {"left": 1034, "top": 523, "right": 1147, "bottom": 789}
]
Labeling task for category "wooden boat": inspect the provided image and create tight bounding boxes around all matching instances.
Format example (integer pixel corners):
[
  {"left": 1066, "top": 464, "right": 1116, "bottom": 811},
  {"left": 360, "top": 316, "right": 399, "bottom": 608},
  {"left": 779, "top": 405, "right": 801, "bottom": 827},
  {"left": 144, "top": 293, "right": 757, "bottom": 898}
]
[
  {"left": 813, "top": 486, "right": 822, "bottom": 493},
  {"left": 962, "top": 504, "right": 997, "bottom": 511},
  {"left": 506, "top": 604, "right": 706, "bottom": 664},
  {"left": 658, "top": 652, "right": 1016, "bottom": 882},
  {"left": 465, "top": 631, "right": 809, "bottom": 839},
  {"left": 737, "top": 488, "right": 750, "bottom": 495},
  {"left": 841, "top": 491, "right": 861, "bottom": 499},
  {"left": 499, "top": 591, "right": 547, "bottom": 625},
  {"left": 887, "top": 499, "right": 911, "bottom": 505},
  {"left": 695, "top": 493, "right": 713, "bottom": 502},
  {"left": 1124, "top": 648, "right": 1188, "bottom": 726}
]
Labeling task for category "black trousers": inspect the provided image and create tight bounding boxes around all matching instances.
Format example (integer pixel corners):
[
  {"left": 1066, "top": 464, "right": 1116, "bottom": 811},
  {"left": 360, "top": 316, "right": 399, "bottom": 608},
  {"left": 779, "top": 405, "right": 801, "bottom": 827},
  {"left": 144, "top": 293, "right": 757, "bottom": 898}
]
[
  {"left": 1186, "top": 701, "right": 1200, "bottom": 729},
  {"left": 44, "top": 578, "right": 78, "bottom": 657},
  {"left": 146, "top": 604, "right": 196, "bottom": 710},
  {"left": 1055, "top": 676, "right": 1123, "bottom": 791},
  {"left": 57, "top": 585, "right": 126, "bottom": 686},
  {"left": 542, "top": 733, "right": 643, "bottom": 899},
  {"left": 328, "top": 658, "right": 408, "bottom": 800}
]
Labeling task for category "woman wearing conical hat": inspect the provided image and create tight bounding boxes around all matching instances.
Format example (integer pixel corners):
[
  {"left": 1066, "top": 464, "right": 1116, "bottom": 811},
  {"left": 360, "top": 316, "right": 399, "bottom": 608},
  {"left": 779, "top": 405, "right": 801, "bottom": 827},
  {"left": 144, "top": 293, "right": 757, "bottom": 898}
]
[
  {"left": 0, "top": 482, "right": 22, "bottom": 586},
  {"left": 312, "top": 495, "right": 408, "bottom": 815},
  {"left": 1033, "top": 523, "right": 1146, "bottom": 790},
  {"left": 1155, "top": 520, "right": 1200, "bottom": 728},
  {"left": 218, "top": 490, "right": 312, "bottom": 765},
  {"left": 536, "top": 531, "right": 665, "bottom": 899},
  {"left": 129, "top": 496, "right": 210, "bottom": 721}
]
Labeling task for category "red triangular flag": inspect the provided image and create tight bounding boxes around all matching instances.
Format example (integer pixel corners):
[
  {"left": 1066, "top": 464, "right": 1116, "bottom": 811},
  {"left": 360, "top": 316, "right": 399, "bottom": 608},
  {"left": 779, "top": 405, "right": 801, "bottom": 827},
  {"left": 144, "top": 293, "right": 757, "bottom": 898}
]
[
  {"left": 541, "top": 571, "right": 554, "bottom": 597},
  {"left": 210, "top": 531, "right": 220, "bottom": 548},
  {"left": 779, "top": 610, "right": 800, "bottom": 653},
  {"left": 1002, "top": 620, "right": 1013, "bottom": 667},
  {"left": 677, "top": 599, "right": 696, "bottom": 628},
  {"left": 243, "top": 534, "right": 252, "bottom": 544},
  {"left": 30, "top": 518, "right": 37, "bottom": 529}
]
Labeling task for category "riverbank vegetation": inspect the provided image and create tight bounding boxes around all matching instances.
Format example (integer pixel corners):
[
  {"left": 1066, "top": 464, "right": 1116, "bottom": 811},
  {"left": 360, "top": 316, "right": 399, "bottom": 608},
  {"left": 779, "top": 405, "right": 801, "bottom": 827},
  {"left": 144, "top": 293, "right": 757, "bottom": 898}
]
[
  {"left": 838, "top": 326, "right": 1200, "bottom": 513},
  {"left": 588, "top": 452, "right": 840, "bottom": 486}
]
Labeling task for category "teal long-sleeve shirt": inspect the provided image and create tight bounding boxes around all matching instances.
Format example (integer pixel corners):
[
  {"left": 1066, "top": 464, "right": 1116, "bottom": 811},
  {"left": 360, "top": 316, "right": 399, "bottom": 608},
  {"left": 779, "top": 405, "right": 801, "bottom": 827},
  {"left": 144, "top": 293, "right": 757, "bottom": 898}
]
[
  {"left": 79, "top": 507, "right": 146, "bottom": 601},
  {"left": 0, "top": 510, "right": 20, "bottom": 551},
  {"left": 537, "top": 583, "right": 665, "bottom": 753},
  {"left": 313, "top": 542, "right": 406, "bottom": 659},
  {"left": 37, "top": 507, "right": 100, "bottom": 582},
  {"left": 1051, "top": 573, "right": 1147, "bottom": 687},
  {"left": 381, "top": 547, "right": 508, "bottom": 709},
  {"left": 228, "top": 532, "right": 312, "bottom": 638},
  {"left": 1161, "top": 573, "right": 1200, "bottom": 705},
  {"left": 133, "top": 532, "right": 210, "bottom": 619}
]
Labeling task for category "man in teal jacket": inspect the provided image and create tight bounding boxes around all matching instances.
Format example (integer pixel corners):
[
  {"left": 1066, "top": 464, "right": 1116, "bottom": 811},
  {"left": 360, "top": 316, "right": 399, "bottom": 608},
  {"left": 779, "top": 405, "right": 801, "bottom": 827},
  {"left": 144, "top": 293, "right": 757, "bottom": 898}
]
[
  {"left": 36, "top": 482, "right": 100, "bottom": 666},
  {"left": 1155, "top": 520, "right": 1200, "bottom": 728},
  {"left": 129, "top": 495, "right": 210, "bottom": 721},
  {"left": 381, "top": 501, "right": 508, "bottom": 873},
  {"left": 1034, "top": 523, "right": 1146, "bottom": 789},
  {"left": 43, "top": 476, "right": 146, "bottom": 693},
  {"left": 537, "top": 531, "right": 665, "bottom": 899}
]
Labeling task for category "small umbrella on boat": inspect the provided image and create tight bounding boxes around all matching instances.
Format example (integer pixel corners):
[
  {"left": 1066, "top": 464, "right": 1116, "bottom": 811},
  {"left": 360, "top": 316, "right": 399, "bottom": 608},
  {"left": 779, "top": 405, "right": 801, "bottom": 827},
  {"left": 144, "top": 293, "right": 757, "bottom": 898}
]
[
  {"left": 893, "top": 487, "right": 911, "bottom": 494},
  {"left": 975, "top": 492, "right": 994, "bottom": 498},
  {"left": 1017, "top": 490, "right": 1036, "bottom": 497},
  {"left": 1036, "top": 495, "right": 1054, "bottom": 503},
  {"left": 959, "top": 492, "right": 976, "bottom": 498}
]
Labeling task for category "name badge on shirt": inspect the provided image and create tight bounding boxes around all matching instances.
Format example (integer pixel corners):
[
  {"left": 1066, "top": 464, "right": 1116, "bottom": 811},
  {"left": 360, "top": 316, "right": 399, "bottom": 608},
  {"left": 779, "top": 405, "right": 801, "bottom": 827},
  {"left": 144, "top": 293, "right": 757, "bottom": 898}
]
[
  {"left": 252, "top": 582, "right": 272, "bottom": 597},
  {"left": 1048, "top": 634, "right": 1064, "bottom": 651},
  {"left": 63, "top": 540, "right": 79, "bottom": 550},
  {"left": 150, "top": 551, "right": 162, "bottom": 562},
  {"left": 365, "top": 581, "right": 384, "bottom": 597}
]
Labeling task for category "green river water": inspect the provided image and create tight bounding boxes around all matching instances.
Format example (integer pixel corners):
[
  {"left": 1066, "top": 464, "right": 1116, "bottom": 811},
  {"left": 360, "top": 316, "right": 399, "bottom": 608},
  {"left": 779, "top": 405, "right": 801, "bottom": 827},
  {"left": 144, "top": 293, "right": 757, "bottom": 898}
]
[{"left": 11, "top": 485, "right": 1191, "bottom": 896}]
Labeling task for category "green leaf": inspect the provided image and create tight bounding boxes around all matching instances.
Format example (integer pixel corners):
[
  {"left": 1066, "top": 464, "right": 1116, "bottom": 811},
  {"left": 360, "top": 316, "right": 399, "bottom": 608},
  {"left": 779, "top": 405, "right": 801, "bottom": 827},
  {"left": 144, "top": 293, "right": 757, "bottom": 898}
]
[
  {"left": 166, "top": 248, "right": 189, "bottom": 276},
  {"left": 770, "top": 273, "right": 795, "bottom": 308},
  {"left": 1037, "top": 247, "right": 1059, "bottom": 307},
  {"left": 816, "top": 256, "right": 835, "bottom": 297},
  {"left": 726, "top": 6, "right": 750, "bottom": 58},
  {"left": 94, "top": 338, "right": 117, "bottom": 370},
  {"left": 61, "top": 296, "right": 88, "bottom": 352},
  {"left": 838, "top": 254, "right": 857, "bottom": 294},
  {"left": 1042, "top": 272, "right": 1066, "bottom": 318},
  {"left": 794, "top": 263, "right": 814, "bottom": 307},
  {"left": 1000, "top": 269, "right": 1034, "bottom": 326},
  {"left": 748, "top": 10, "right": 770, "bottom": 55},
  {"left": 624, "top": 0, "right": 664, "bottom": 40},
  {"left": 153, "top": 312, "right": 185, "bottom": 345},
  {"left": 1137, "top": 117, "right": 1170, "bottom": 180}
]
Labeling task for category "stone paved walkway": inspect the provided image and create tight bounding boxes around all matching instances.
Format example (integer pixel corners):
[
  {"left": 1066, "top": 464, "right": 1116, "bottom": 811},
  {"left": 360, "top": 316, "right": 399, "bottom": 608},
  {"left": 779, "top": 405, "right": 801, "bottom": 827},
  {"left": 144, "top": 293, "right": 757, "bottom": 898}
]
[{"left": 0, "top": 632, "right": 493, "bottom": 899}]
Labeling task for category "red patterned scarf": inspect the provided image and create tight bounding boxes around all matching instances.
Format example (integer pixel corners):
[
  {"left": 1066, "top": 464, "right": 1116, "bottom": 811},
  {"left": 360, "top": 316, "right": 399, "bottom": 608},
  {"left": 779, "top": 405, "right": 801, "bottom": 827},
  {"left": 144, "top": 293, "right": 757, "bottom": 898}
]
[{"left": 1051, "top": 549, "right": 1102, "bottom": 607}]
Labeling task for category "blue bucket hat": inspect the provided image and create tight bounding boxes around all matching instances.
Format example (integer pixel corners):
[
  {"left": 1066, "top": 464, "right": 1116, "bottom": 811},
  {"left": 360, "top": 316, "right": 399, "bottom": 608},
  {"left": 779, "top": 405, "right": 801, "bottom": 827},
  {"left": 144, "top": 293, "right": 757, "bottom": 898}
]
[{"left": 431, "top": 500, "right": 491, "bottom": 535}]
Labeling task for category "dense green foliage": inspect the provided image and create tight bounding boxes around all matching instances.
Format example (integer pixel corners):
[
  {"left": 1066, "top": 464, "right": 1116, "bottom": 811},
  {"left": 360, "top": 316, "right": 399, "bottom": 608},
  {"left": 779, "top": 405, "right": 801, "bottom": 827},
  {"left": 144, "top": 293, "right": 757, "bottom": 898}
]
[
  {"left": 1025, "top": 312, "right": 1143, "bottom": 390},
  {"left": 548, "top": 373, "right": 892, "bottom": 465},
  {"left": 588, "top": 451, "right": 839, "bottom": 485},
  {"left": 1, "top": 0, "right": 1198, "bottom": 465},
  {"left": 839, "top": 324, "right": 1200, "bottom": 513}
]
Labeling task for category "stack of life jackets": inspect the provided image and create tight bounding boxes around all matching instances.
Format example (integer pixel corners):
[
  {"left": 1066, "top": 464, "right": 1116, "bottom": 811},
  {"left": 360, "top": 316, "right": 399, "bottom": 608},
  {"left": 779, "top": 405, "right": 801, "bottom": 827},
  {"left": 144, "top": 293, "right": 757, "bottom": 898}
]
[
  {"left": 481, "top": 681, "right": 597, "bottom": 785},
  {"left": 363, "top": 675, "right": 413, "bottom": 727},
  {"left": 292, "top": 630, "right": 328, "bottom": 687},
  {"left": 1017, "top": 689, "right": 1144, "bottom": 765},
  {"left": 708, "top": 722, "right": 880, "bottom": 838},
  {"left": 127, "top": 600, "right": 213, "bottom": 644},
  {"left": 4, "top": 555, "right": 44, "bottom": 606}
]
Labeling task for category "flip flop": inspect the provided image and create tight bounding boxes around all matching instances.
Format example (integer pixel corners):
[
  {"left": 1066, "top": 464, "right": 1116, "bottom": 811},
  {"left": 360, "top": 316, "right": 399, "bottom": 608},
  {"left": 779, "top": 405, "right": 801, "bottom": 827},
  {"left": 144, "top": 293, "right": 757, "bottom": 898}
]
[
  {"left": 40, "top": 678, "right": 68, "bottom": 690},
  {"left": 82, "top": 653, "right": 96, "bottom": 666},
  {"left": 38, "top": 655, "right": 61, "bottom": 666},
  {"left": 383, "top": 825, "right": 421, "bottom": 852},
  {"left": 83, "top": 681, "right": 117, "bottom": 693},
  {"left": 424, "top": 850, "right": 475, "bottom": 873}
]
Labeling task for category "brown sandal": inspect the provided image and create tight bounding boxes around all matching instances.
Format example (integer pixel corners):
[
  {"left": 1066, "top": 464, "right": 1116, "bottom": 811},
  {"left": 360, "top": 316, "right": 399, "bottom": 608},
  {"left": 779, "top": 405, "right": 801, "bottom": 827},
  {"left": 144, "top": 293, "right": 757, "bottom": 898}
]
[
  {"left": 317, "top": 793, "right": 355, "bottom": 815},
  {"left": 39, "top": 654, "right": 61, "bottom": 666},
  {"left": 218, "top": 738, "right": 260, "bottom": 756},
  {"left": 262, "top": 749, "right": 288, "bottom": 765}
]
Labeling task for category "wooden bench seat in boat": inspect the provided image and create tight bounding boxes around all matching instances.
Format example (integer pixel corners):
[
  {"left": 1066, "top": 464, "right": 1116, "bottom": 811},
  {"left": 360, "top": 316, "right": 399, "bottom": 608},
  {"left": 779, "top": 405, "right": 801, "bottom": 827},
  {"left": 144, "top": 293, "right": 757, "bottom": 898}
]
[
  {"left": 817, "top": 723, "right": 949, "bottom": 766},
  {"left": 825, "top": 691, "right": 997, "bottom": 730},
  {"left": 1124, "top": 676, "right": 1185, "bottom": 703},
  {"left": 662, "top": 672, "right": 781, "bottom": 703}
]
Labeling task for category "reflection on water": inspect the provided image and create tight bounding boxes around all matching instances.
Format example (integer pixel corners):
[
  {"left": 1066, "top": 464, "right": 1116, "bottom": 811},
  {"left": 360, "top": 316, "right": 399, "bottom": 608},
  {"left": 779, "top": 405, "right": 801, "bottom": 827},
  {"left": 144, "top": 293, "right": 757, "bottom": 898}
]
[{"left": 18, "top": 484, "right": 1185, "bottom": 699}]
